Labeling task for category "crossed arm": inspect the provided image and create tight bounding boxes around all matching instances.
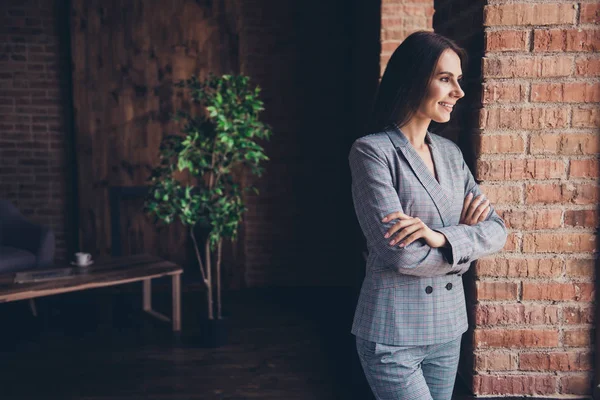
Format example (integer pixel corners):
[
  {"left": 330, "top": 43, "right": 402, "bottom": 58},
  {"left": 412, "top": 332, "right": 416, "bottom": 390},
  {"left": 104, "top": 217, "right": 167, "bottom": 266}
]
[{"left": 349, "top": 140, "right": 507, "bottom": 277}]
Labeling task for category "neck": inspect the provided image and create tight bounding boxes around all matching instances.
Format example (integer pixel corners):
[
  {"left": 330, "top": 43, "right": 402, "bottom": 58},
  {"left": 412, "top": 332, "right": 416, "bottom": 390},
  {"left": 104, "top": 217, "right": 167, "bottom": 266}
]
[{"left": 398, "top": 116, "right": 431, "bottom": 149}]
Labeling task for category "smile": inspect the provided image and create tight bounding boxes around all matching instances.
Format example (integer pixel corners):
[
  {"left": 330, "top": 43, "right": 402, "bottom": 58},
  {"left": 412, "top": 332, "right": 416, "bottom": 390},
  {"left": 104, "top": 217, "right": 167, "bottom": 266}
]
[{"left": 438, "top": 102, "right": 454, "bottom": 111}]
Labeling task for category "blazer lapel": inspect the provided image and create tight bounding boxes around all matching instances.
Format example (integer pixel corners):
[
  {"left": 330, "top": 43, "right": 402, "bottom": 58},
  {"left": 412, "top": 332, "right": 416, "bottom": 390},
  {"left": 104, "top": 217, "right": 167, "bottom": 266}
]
[{"left": 385, "top": 125, "right": 454, "bottom": 227}]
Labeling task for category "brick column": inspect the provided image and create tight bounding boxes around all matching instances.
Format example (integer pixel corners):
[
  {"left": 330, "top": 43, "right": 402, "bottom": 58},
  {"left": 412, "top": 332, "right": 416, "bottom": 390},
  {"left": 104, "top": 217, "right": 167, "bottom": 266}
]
[{"left": 473, "top": 2, "right": 599, "bottom": 397}]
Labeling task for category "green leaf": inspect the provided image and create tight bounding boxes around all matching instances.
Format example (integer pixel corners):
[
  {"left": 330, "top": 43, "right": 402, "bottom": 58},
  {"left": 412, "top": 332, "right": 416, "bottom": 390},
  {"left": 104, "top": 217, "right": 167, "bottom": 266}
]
[{"left": 145, "top": 73, "right": 272, "bottom": 240}]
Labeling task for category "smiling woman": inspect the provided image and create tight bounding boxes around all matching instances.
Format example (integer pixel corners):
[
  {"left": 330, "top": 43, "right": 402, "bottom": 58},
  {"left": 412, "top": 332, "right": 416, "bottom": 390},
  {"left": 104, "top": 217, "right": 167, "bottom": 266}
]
[
  {"left": 418, "top": 50, "right": 465, "bottom": 123},
  {"left": 349, "top": 31, "right": 507, "bottom": 400}
]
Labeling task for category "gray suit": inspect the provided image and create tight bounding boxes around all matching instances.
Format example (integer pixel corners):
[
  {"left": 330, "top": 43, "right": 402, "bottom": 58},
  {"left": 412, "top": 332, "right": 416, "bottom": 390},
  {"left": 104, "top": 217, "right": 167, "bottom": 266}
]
[{"left": 349, "top": 125, "right": 507, "bottom": 347}]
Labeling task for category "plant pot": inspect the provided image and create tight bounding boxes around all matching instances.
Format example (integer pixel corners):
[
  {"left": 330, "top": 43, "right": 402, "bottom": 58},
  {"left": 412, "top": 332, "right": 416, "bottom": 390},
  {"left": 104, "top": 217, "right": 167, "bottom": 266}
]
[{"left": 196, "top": 317, "right": 229, "bottom": 348}]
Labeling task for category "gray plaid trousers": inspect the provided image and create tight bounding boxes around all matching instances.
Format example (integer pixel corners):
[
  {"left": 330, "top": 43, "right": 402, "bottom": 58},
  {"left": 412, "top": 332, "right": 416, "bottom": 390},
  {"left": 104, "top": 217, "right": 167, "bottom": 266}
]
[{"left": 356, "top": 335, "right": 462, "bottom": 400}]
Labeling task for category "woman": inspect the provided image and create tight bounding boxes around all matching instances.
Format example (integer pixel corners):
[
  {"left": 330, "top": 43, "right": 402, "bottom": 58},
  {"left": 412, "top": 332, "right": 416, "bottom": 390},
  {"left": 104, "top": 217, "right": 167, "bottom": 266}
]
[{"left": 349, "top": 31, "right": 507, "bottom": 400}]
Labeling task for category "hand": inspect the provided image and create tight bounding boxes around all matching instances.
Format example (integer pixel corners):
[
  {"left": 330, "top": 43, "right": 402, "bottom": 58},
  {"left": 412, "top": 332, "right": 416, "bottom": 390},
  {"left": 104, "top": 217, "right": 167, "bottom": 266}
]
[
  {"left": 382, "top": 212, "right": 447, "bottom": 248},
  {"left": 460, "top": 192, "right": 490, "bottom": 225}
]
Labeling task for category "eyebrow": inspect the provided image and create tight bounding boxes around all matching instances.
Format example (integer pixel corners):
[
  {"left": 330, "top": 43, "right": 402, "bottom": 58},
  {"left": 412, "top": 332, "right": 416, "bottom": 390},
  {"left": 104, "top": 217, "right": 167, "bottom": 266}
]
[{"left": 438, "top": 71, "right": 463, "bottom": 79}]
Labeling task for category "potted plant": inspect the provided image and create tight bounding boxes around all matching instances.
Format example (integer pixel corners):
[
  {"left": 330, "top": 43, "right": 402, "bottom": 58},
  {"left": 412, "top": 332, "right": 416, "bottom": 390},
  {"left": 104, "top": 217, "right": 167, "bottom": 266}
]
[{"left": 144, "top": 74, "right": 272, "bottom": 345}]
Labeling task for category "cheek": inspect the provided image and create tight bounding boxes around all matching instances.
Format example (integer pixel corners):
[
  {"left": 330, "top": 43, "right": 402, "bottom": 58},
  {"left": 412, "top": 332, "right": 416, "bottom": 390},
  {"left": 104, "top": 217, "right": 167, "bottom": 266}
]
[{"left": 427, "top": 84, "right": 445, "bottom": 101}]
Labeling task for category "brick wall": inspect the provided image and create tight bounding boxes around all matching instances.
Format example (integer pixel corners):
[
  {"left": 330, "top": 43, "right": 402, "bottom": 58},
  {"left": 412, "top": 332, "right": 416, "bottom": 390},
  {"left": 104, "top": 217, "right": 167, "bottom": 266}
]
[
  {"left": 474, "top": 1, "right": 598, "bottom": 397},
  {"left": 380, "top": 0, "right": 435, "bottom": 77},
  {"left": 383, "top": 0, "right": 599, "bottom": 396},
  {"left": 0, "top": 0, "right": 70, "bottom": 262}
]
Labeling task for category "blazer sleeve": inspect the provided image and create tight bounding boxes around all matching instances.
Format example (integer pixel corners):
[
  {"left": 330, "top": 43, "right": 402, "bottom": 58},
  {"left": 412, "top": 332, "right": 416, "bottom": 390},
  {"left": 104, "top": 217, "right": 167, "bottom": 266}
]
[
  {"left": 349, "top": 139, "right": 465, "bottom": 277},
  {"left": 434, "top": 151, "right": 508, "bottom": 267}
]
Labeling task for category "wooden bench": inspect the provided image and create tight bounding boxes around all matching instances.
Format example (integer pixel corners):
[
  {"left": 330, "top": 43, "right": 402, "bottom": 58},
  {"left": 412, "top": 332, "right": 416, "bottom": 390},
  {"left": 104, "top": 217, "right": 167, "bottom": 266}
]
[{"left": 0, "top": 254, "right": 183, "bottom": 332}]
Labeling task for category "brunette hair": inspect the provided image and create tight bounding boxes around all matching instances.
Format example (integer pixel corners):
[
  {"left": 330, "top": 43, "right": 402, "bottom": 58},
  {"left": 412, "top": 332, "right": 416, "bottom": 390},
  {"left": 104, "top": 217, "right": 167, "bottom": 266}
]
[{"left": 371, "top": 31, "right": 467, "bottom": 131}]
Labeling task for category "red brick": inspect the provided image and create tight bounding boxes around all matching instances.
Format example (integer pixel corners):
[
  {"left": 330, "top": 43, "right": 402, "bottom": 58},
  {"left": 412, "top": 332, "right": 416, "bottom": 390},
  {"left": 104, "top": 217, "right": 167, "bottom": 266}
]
[
  {"left": 475, "top": 351, "right": 517, "bottom": 371},
  {"left": 560, "top": 374, "right": 592, "bottom": 395},
  {"left": 519, "top": 352, "right": 592, "bottom": 371},
  {"left": 522, "top": 233, "right": 596, "bottom": 253},
  {"left": 474, "top": 329, "right": 559, "bottom": 348},
  {"left": 484, "top": 4, "right": 575, "bottom": 26},
  {"left": 485, "top": 30, "right": 528, "bottom": 52},
  {"left": 381, "top": 4, "right": 433, "bottom": 17},
  {"left": 482, "top": 82, "right": 527, "bottom": 103},
  {"left": 576, "top": 56, "right": 600, "bottom": 77},
  {"left": 572, "top": 107, "right": 600, "bottom": 128},
  {"left": 476, "top": 282, "right": 518, "bottom": 301},
  {"left": 381, "top": 24, "right": 430, "bottom": 41},
  {"left": 530, "top": 134, "right": 600, "bottom": 155},
  {"left": 580, "top": 3, "right": 600, "bottom": 24},
  {"left": 479, "top": 184, "right": 522, "bottom": 205},
  {"left": 381, "top": 40, "right": 401, "bottom": 54},
  {"left": 529, "top": 134, "right": 560, "bottom": 154},
  {"left": 483, "top": 56, "right": 573, "bottom": 78},
  {"left": 503, "top": 232, "right": 520, "bottom": 252},
  {"left": 476, "top": 257, "right": 562, "bottom": 278},
  {"left": 477, "top": 159, "right": 565, "bottom": 181},
  {"left": 570, "top": 159, "right": 599, "bottom": 178},
  {"left": 480, "top": 107, "right": 569, "bottom": 130},
  {"left": 531, "top": 82, "right": 600, "bottom": 103},
  {"left": 564, "top": 329, "right": 593, "bottom": 347},
  {"left": 563, "top": 306, "right": 594, "bottom": 324},
  {"left": 475, "top": 304, "right": 559, "bottom": 325},
  {"left": 474, "top": 375, "right": 557, "bottom": 396},
  {"left": 565, "top": 209, "right": 598, "bottom": 228},
  {"left": 522, "top": 282, "right": 594, "bottom": 301},
  {"left": 566, "top": 258, "right": 596, "bottom": 279},
  {"left": 478, "top": 134, "right": 525, "bottom": 154},
  {"left": 525, "top": 183, "right": 599, "bottom": 205},
  {"left": 534, "top": 29, "right": 600, "bottom": 52},
  {"left": 497, "top": 209, "right": 562, "bottom": 229}
]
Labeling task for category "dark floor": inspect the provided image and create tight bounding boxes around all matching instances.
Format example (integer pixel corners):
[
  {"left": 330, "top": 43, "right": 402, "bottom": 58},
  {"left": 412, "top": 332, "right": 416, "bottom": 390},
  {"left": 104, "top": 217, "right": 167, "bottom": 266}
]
[{"left": 0, "top": 285, "right": 473, "bottom": 400}]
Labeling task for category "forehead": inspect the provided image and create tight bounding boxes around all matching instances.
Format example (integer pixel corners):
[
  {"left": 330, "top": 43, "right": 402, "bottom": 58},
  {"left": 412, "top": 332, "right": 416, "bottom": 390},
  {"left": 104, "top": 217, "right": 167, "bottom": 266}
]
[{"left": 435, "top": 49, "right": 462, "bottom": 74}]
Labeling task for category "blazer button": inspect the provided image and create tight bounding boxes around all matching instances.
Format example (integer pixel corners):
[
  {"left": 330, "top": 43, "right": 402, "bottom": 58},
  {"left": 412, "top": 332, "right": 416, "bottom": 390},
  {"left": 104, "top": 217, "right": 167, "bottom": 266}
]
[
  {"left": 446, "top": 283, "right": 453, "bottom": 290},
  {"left": 425, "top": 286, "right": 433, "bottom": 294}
]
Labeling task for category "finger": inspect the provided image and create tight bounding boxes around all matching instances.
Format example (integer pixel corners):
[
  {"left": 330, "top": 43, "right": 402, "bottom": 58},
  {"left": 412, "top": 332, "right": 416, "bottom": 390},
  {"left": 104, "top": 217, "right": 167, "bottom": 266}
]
[
  {"left": 389, "top": 219, "right": 422, "bottom": 245},
  {"left": 465, "top": 194, "right": 485, "bottom": 221},
  {"left": 399, "top": 227, "right": 426, "bottom": 247},
  {"left": 382, "top": 211, "right": 411, "bottom": 223},
  {"left": 471, "top": 199, "right": 490, "bottom": 222},
  {"left": 461, "top": 192, "right": 473, "bottom": 221},
  {"left": 384, "top": 219, "right": 416, "bottom": 238},
  {"left": 477, "top": 206, "right": 491, "bottom": 222}
]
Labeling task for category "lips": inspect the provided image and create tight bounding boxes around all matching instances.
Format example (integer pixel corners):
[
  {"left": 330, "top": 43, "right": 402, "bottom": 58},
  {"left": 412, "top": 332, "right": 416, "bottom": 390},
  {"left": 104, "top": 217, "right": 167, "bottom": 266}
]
[{"left": 438, "top": 102, "right": 454, "bottom": 112}]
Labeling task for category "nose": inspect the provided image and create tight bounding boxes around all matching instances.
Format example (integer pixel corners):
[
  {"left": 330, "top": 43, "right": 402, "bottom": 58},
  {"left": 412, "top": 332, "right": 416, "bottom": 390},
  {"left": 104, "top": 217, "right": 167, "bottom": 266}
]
[{"left": 453, "top": 82, "right": 465, "bottom": 99}]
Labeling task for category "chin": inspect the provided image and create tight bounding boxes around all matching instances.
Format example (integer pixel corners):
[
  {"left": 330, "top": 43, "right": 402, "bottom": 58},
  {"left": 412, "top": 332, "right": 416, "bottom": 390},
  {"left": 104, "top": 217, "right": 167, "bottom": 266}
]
[{"left": 432, "top": 115, "right": 451, "bottom": 123}]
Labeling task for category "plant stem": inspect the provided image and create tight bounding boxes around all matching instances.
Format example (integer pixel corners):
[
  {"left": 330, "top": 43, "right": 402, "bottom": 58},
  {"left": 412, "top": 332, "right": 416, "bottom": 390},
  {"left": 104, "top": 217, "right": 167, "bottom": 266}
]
[
  {"left": 190, "top": 227, "right": 207, "bottom": 284},
  {"left": 216, "top": 238, "right": 222, "bottom": 319},
  {"left": 205, "top": 237, "right": 214, "bottom": 320}
]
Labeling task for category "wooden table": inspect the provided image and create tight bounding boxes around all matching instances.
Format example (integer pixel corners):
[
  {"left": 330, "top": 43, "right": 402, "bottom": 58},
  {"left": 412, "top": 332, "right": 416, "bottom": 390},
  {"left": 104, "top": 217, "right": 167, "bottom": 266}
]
[{"left": 0, "top": 254, "right": 183, "bottom": 332}]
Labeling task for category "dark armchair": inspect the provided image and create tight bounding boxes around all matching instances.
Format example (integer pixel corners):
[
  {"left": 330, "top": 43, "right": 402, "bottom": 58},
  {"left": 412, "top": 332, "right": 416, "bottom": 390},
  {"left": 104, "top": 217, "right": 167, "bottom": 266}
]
[{"left": 0, "top": 200, "right": 55, "bottom": 273}]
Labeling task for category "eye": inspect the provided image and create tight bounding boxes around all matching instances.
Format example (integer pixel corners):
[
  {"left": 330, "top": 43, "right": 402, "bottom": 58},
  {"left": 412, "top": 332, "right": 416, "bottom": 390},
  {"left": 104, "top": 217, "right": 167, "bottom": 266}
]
[{"left": 441, "top": 77, "right": 450, "bottom": 82}]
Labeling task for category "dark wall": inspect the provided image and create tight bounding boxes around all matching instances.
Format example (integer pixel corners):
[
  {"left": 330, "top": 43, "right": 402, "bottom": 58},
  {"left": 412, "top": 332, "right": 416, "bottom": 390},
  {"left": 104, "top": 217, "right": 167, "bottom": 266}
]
[
  {"left": 0, "top": 0, "right": 73, "bottom": 262},
  {"left": 0, "top": 0, "right": 381, "bottom": 289},
  {"left": 70, "top": 0, "right": 241, "bottom": 270},
  {"left": 238, "top": 1, "right": 381, "bottom": 287}
]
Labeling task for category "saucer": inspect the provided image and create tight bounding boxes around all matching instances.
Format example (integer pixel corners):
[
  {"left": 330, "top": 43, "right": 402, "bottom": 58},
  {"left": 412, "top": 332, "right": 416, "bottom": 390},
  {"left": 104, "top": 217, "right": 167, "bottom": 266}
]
[{"left": 71, "top": 261, "right": 94, "bottom": 267}]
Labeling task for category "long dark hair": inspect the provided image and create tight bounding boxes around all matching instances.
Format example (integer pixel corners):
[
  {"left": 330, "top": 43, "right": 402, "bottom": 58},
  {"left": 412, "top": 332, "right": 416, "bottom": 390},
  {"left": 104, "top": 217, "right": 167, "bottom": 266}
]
[{"left": 371, "top": 31, "right": 467, "bottom": 132}]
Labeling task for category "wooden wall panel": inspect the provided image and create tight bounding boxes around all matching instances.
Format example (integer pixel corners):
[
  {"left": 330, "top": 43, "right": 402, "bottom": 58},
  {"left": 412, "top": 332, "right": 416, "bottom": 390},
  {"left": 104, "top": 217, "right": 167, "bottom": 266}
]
[{"left": 70, "top": 0, "right": 240, "bottom": 272}]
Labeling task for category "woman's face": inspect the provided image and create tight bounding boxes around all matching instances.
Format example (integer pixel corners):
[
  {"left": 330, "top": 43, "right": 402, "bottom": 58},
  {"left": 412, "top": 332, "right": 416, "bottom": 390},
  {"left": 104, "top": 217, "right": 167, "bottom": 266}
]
[{"left": 415, "top": 49, "right": 465, "bottom": 123}]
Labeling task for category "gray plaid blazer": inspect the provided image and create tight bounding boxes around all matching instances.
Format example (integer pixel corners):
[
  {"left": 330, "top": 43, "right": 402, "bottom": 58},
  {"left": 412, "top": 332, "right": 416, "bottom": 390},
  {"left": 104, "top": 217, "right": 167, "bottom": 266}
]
[{"left": 349, "top": 125, "right": 507, "bottom": 346}]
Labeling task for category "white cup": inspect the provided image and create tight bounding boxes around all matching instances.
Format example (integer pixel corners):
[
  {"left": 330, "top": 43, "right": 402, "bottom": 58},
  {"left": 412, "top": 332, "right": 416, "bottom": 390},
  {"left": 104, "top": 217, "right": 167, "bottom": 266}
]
[{"left": 75, "top": 252, "right": 92, "bottom": 266}]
